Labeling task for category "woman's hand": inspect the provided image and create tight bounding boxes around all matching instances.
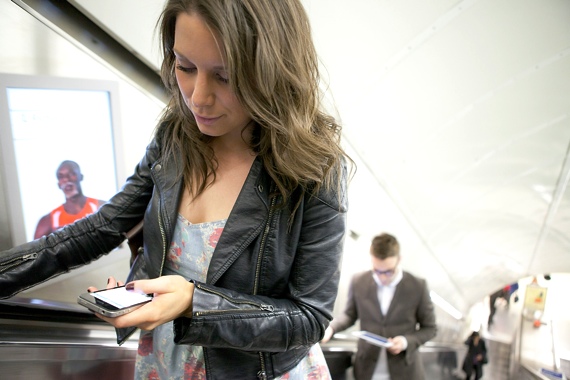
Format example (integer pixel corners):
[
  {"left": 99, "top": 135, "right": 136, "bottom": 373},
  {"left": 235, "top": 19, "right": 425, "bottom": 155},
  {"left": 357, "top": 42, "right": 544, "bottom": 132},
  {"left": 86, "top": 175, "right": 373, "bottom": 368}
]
[
  {"left": 89, "top": 275, "right": 194, "bottom": 330},
  {"left": 87, "top": 276, "right": 124, "bottom": 293},
  {"left": 320, "top": 326, "right": 334, "bottom": 344}
]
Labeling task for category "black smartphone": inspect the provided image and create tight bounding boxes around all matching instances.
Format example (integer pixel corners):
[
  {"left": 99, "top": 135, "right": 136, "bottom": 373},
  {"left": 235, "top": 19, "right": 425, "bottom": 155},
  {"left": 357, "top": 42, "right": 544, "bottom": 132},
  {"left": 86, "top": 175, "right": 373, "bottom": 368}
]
[{"left": 77, "top": 285, "right": 153, "bottom": 317}]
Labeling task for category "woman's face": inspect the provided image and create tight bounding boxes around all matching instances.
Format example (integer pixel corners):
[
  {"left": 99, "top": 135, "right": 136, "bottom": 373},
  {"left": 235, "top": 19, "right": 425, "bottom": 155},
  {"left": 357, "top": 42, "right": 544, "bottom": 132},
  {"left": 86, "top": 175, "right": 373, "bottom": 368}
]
[{"left": 173, "top": 12, "right": 252, "bottom": 141}]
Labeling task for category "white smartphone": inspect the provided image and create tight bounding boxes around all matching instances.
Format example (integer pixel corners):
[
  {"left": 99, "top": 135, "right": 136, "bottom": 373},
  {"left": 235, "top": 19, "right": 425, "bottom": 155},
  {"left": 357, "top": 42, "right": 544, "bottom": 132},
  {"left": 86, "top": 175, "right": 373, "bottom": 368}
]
[{"left": 77, "top": 285, "right": 153, "bottom": 317}]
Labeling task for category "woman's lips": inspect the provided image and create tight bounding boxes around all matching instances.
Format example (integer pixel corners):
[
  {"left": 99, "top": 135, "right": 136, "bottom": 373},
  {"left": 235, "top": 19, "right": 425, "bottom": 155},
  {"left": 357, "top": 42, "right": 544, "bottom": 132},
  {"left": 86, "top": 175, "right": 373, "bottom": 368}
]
[{"left": 194, "top": 114, "right": 221, "bottom": 126}]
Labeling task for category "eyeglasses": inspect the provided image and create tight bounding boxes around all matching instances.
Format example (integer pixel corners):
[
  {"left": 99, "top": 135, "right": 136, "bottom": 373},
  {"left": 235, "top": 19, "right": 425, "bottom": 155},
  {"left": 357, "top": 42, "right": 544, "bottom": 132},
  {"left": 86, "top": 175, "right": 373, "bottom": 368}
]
[{"left": 373, "top": 268, "right": 397, "bottom": 277}]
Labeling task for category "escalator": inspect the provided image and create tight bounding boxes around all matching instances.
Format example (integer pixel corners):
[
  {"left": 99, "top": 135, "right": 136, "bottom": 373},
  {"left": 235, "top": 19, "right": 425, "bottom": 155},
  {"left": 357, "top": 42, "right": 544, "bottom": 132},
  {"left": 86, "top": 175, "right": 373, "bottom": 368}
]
[
  {"left": 0, "top": 297, "right": 139, "bottom": 380},
  {"left": 6, "top": 297, "right": 564, "bottom": 380},
  {"left": 321, "top": 337, "right": 470, "bottom": 380}
]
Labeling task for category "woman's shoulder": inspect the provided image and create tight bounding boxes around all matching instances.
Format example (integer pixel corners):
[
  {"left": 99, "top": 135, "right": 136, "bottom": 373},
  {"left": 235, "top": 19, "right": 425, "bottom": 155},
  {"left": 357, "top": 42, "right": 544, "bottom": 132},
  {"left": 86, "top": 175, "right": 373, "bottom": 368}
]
[
  {"left": 309, "top": 159, "right": 349, "bottom": 213},
  {"left": 154, "top": 119, "right": 172, "bottom": 148},
  {"left": 144, "top": 119, "right": 176, "bottom": 162}
]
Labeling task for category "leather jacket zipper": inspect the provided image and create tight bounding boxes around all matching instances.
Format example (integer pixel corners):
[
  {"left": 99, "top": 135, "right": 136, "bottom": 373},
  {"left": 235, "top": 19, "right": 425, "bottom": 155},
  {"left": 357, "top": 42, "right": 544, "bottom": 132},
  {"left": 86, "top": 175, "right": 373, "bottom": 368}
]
[
  {"left": 151, "top": 163, "right": 168, "bottom": 276},
  {"left": 192, "top": 283, "right": 274, "bottom": 316},
  {"left": 151, "top": 163, "right": 166, "bottom": 277},
  {"left": 257, "top": 352, "right": 267, "bottom": 380},
  {"left": 158, "top": 210, "right": 167, "bottom": 275},
  {"left": 0, "top": 253, "right": 38, "bottom": 274},
  {"left": 254, "top": 188, "right": 277, "bottom": 380},
  {"left": 254, "top": 191, "right": 277, "bottom": 294}
]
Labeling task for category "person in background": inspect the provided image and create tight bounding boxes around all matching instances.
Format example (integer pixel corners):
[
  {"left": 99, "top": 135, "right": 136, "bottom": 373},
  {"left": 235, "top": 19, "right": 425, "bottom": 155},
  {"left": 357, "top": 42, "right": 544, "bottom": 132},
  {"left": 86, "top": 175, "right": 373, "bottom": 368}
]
[
  {"left": 33, "top": 160, "right": 106, "bottom": 239},
  {"left": 321, "top": 232, "right": 437, "bottom": 380},
  {"left": 487, "top": 287, "right": 507, "bottom": 328},
  {"left": 487, "top": 281, "right": 519, "bottom": 328},
  {"left": 462, "top": 331, "right": 488, "bottom": 380},
  {"left": 0, "top": 0, "right": 351, "bottom": 379}
]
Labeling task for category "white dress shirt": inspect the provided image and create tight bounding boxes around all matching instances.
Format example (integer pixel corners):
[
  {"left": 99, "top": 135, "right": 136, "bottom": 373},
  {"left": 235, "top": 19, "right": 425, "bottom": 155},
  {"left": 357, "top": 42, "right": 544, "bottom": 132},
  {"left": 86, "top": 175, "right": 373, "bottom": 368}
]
[{"left": 371, "top": 269, "right": 403, "bottom": 380}]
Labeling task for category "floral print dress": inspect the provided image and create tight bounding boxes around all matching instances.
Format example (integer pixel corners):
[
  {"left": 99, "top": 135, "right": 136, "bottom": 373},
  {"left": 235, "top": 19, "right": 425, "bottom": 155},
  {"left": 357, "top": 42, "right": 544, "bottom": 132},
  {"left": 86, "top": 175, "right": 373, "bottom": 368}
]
[{"left": 134, "top": 214, "right": 331, "bottom": 379}]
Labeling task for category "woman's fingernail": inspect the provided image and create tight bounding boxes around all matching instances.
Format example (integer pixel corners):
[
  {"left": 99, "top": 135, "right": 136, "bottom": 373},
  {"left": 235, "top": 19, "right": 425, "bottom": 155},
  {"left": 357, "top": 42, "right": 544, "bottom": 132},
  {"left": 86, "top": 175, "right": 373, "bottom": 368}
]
[
  {"left": 107, "top": 277, "right": 111, "bottom": 285},
  {"left": 87, "top": 289, "right": 93, "bottom": 293},
  {"left": 126, "top": 282, "right": 134, "bottom": 291}
]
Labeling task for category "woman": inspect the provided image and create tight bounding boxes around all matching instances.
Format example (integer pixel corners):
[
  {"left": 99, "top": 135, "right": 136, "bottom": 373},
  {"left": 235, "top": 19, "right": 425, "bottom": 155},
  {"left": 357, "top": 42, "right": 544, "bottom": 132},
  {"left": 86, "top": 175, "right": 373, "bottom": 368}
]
[
  {"left": 462, "top": 331, "right": 488, "bottom": 380},
  {"left": 0, "top": 0, "right": 351, "bottom": 378}
]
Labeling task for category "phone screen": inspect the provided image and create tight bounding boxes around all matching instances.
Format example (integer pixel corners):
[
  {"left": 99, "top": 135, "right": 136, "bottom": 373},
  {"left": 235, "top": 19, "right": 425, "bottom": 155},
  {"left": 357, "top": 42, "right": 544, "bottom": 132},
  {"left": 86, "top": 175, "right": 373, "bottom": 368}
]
[{"left": 92, "top": 286, "right": 152, "bottom": 309}]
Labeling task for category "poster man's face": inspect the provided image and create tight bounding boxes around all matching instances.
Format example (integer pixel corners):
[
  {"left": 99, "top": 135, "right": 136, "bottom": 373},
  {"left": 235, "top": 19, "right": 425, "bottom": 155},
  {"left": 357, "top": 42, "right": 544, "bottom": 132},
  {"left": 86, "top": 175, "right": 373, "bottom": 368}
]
[{"left": 57, "top": 165, "right": 82, "bottom": 199}]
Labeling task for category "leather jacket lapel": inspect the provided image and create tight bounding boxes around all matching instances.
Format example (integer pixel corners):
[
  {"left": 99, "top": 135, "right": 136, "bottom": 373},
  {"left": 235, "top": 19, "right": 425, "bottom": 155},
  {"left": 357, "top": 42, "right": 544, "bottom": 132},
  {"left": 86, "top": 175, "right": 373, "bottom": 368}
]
[{"left": 206, "top": 157, "right": 269, "bottom": 284}]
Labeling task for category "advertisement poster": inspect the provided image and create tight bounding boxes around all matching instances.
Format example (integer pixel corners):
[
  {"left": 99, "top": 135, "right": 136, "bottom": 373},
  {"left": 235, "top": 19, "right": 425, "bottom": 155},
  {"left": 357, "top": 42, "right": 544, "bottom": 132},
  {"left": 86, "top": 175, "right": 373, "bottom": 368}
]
[
  {"left": 4, "top": 83, "right": 118, "bottom": 242},
  {"left": 524, "top": 285, "right": 547, "bottom": 312}
]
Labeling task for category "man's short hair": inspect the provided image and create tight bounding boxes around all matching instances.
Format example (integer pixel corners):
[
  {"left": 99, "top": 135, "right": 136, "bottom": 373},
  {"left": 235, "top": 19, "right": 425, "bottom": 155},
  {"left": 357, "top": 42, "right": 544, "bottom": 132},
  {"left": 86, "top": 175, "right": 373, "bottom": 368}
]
[
  {"left": 370, "top": 233, "right": 400, "bottom": 260},
  {"left": 57, "top": 160, "right": 81, "bottom": 176}
]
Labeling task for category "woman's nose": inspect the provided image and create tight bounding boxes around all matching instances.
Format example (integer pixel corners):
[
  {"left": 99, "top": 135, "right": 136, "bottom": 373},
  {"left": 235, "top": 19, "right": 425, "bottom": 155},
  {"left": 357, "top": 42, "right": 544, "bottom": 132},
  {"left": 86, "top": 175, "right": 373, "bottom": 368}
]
[{"left": 191, "top": 74, "right": 214, "bottom": 108}]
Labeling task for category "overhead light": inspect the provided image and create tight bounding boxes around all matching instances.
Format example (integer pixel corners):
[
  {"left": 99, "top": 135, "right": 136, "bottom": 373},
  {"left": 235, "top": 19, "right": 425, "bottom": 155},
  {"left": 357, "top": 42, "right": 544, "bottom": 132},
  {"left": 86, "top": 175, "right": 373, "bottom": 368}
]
[
  {"left": 532, "top": 184, "right": 553, "bottom": 204},
  {"left": 430, "top": 291, "right": 463, "bottom": 320}
]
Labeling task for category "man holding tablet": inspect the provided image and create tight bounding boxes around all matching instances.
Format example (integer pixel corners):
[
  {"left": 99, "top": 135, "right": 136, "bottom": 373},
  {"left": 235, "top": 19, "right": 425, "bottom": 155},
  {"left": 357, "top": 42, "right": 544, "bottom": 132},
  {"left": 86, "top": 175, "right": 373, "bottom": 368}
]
[{"left": 322, "top": 233, "right": 437, "bottom": 380}]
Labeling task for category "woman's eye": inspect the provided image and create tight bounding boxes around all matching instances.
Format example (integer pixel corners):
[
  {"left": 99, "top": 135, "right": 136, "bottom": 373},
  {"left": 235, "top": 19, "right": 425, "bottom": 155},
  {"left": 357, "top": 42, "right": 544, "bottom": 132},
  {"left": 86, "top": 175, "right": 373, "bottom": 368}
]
[
  {"left": 216, "top": 73, "right": 229, "bottom": 83},
  {"left": 175, "top": 64, "right": 195, "bottom": 73}
]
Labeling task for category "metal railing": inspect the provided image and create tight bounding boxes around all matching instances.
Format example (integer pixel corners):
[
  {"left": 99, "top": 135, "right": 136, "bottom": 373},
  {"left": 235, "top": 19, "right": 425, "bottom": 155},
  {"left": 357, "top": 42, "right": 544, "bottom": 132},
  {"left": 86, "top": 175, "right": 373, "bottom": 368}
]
[{"left": 0, "top": 297, "right": 139, "bottom": 380}]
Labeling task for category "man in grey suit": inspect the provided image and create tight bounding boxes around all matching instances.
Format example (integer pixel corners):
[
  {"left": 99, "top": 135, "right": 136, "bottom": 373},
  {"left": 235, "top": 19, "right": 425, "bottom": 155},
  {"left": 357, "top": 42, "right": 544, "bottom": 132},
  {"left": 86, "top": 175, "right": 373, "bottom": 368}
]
[{"left": 322, "top": 233, "right": 437, "bottom": 380}]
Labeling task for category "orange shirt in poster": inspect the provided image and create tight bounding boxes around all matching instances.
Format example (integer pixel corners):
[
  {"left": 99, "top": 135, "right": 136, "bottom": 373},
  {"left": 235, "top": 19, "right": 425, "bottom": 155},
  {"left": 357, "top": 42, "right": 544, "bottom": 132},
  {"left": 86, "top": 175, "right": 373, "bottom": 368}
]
[{"left": 50, "top": 197, "right": 99, "bottom": 230}]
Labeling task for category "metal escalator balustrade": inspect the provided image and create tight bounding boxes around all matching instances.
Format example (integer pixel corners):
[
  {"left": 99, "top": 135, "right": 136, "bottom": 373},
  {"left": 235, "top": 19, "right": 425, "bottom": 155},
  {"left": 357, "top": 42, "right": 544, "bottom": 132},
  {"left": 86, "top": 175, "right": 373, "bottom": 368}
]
[{"left": 0, "top": 297, "right": 139, "bottom": 380}]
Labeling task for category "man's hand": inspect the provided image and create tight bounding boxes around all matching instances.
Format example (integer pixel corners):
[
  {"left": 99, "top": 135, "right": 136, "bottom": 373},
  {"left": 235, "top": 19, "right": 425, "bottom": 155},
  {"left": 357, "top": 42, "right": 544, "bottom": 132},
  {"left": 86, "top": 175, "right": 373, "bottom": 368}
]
[{"left": 387, "top": 335, "right": 407, "bottom": 355}]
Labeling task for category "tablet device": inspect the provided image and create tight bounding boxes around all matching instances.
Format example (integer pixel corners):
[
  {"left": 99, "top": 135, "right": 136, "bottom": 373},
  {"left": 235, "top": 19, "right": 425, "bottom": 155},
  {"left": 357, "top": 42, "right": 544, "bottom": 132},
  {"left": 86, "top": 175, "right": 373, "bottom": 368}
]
[{"left": 352, "top": 330, "right": 393, "bottom": 348}]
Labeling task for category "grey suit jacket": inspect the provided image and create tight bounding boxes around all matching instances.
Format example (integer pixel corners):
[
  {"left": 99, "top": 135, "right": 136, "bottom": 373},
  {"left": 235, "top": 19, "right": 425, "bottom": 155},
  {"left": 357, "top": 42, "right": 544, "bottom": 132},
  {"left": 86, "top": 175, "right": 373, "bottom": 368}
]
[{"left": 330, "top": 270, "right": 437, "bottom": 380}]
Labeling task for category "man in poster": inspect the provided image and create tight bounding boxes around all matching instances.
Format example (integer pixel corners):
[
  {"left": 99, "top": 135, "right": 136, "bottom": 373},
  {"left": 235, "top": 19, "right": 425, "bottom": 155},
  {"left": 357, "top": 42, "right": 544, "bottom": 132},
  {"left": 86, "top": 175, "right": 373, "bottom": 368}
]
[{"left": 33, "top": 160, "right": 106, "bottom": 239}]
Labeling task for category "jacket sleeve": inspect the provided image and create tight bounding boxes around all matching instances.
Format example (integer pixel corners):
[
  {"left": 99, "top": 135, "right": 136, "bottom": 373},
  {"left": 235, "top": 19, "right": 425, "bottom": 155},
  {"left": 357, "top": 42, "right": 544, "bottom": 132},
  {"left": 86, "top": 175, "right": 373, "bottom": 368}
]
[
  {"left": 173, "top": 170, "right": 349, "bottom": 352},
  {"left": 329, "top": 274, "right": 361, "bottom": 334},
  {"left": 404, "top": 278, "right": 437, "bottom": 357},
  {"left": 0, "top": 139, "right": 159, "bottom": 299}
]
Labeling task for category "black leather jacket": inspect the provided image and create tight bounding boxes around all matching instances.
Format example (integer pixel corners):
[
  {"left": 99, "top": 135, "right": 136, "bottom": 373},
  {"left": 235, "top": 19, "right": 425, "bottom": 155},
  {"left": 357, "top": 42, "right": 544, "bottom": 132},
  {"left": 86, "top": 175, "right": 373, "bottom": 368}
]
[{"left": 0, "top": 124, "right": 348, "bottom": 379}]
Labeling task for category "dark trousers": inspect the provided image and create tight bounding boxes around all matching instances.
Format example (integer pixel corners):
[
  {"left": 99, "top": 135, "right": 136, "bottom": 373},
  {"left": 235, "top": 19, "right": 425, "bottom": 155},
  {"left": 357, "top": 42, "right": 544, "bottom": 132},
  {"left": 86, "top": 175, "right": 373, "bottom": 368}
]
[
  {"left": 488, "top": 290, "right": 507, "bottom": 326},
  {"left": 465, "top": 365, "right": 483, "bottom": 380}
]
